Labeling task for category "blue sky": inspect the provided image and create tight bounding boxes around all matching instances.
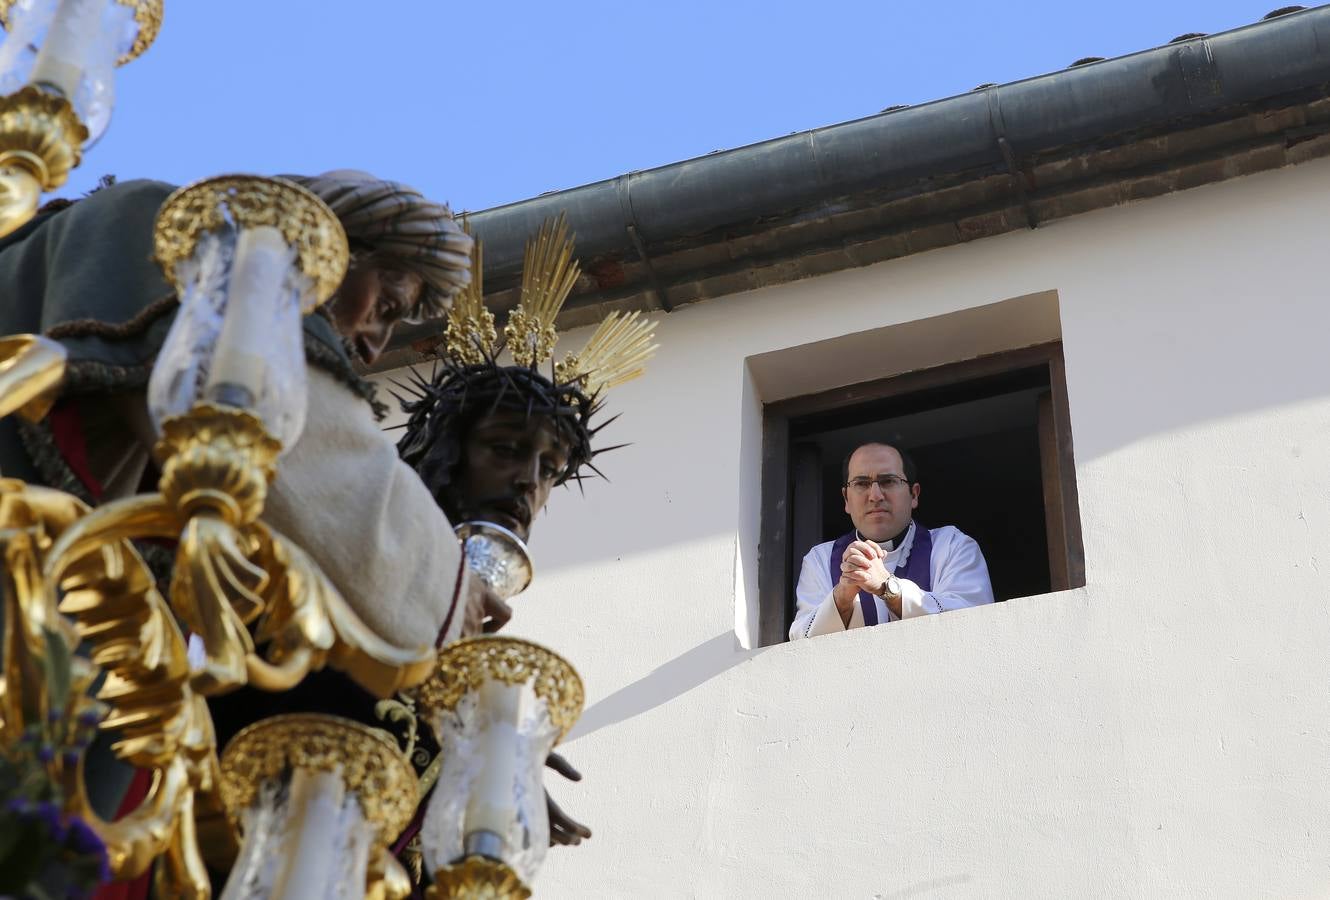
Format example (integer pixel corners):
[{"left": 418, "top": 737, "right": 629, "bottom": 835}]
[{"left": 59, "top": 1, "right": 1293, "bottom": 212}]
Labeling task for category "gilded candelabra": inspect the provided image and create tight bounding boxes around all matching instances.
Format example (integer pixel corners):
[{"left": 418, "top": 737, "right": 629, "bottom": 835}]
[
  {"left": 0, "top": 168, "right": 596, "bottom": 897},
  {"left": 0, "top": 175, "right": 440, "bottom": 897}
]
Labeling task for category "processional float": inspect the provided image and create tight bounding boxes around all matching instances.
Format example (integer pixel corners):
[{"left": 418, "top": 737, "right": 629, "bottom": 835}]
[{"left": 0, "top": 4, "right": 591, "bottom": 898}]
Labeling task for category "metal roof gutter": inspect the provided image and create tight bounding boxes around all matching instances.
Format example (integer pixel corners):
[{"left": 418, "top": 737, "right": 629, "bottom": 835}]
[{"left": 376, "top": 6, "right": 1330, "bottom": 369}]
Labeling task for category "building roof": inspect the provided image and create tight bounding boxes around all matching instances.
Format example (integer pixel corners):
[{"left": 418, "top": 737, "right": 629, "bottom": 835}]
[{"left": 375, "top": 5, "right": 1330, "bottom": 370}]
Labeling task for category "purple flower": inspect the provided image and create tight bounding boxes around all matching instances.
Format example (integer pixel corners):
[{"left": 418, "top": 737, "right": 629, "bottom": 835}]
[
  {"left": 67, "top": 817, "right": 110, "bottom": 881},
  {"left": 76, "top": 709, "right": 101, "bottom": 728},
  {"left": 62, "top": 749, "right": 83, "bottom": 768},
  {"left": 33, "top": 799, "right": 67, "bottom": 842},
  {"left": 36, "top": 744, "right": 55, "bottom": 764},
  {"left": 6, "top": 796, "right": 30, "bottom": 815}
]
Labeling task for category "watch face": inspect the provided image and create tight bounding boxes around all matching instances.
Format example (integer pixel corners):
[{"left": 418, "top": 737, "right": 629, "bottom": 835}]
[{"left": 886, "top": 576, "right": 901, "bottom": 597}]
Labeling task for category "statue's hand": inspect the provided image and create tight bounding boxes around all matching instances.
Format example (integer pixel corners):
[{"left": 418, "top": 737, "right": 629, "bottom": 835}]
[
  {"left": 461, "top": 584, "right": 513, "bottom": 637},
  {"left": 545, "top": 752, "right": 592, "bottom": 847}
]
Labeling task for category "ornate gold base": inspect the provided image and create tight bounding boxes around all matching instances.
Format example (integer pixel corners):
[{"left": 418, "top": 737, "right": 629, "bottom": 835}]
[
  {"left": 155, "top": 403, "right": 283, "bottom": 526},
  {"left": 218, "top": 713, "right": 419, "bottom": 844},
  {"left": 0, "top": 87, "right": 88, "bottom": 238},
  {"left": 426, "top": 856, "right": 532, "bottom": 900}
]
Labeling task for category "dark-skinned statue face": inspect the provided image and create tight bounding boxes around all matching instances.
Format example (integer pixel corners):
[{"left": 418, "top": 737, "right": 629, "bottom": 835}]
[{"left": 439, "top": 409, "right": 571, "bottom": 542}]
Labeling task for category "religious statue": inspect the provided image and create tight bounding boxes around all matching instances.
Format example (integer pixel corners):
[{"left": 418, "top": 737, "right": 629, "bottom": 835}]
[{"left": 387, "top": 215, "right": 657, "bottom": 888}]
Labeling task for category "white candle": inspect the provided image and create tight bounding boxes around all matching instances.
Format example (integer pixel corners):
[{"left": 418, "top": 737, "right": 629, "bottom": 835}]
[
  {"left": 206, "top": 225, "right": 290, "bottom": 410},
  {"left": 463, "top": 679, "right": 524, "bottom": 854},
  {"left": 29, "top": 0, "right": 100, "bottom": 100},
  {"left": 221, "top": 766, "right": 374, "bottom": 900}
]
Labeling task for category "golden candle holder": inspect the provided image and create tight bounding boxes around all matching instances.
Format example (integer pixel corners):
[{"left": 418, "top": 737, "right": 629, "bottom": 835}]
[
  {"left": 415, "top": 637, "right": 585, "bottom": 899},
  {"left": 43, "top": 174, "right": 353, "bottom": 696},
  {"left": 219, "top": 713, "right": 419, "bottom": 900},
  {"left": 0, "top": 86, "right": 86, "bottom": 234},
  {"left": 0, "top": 0, "right": 163, "bottom": 236},
  {"left": 0, "top": 175, "right": 430, "bottom": 896}
]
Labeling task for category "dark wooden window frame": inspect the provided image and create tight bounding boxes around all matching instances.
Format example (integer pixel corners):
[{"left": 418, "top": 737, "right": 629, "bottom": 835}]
[{"left": 757, "top": 341, "right": 1084, "bottom": 646}]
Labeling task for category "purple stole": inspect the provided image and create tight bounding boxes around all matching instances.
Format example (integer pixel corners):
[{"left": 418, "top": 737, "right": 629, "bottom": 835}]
[{"left": 828, "top": 524, "right": 934, "bottom": 626}]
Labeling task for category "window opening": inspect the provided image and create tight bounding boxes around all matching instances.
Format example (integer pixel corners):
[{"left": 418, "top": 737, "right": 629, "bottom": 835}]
[{"left": 759, "top": 343, "right": 1082, "bottom": 645}]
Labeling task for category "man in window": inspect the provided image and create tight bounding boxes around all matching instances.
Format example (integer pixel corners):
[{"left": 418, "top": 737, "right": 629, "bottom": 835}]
[{"left": 789, "top": 441, "right": 995, "bottom": 640}]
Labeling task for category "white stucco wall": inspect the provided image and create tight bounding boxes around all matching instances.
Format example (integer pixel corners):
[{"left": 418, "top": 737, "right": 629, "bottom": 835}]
[{"left": 383, "top": 155, "right": 1330, "bottom": 898}]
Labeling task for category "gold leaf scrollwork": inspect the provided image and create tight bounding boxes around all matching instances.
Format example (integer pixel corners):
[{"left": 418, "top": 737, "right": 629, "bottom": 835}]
[
  {"left": 218, "top": 713, "right": 419, "bottom": 844},
  {"left": 0, "top": 480, "right": 219, "bottom": 896},
  {"left": 171, "top": 516, "right": 266, "bottom": 696},
  {"left": 414, "top": 636, "right": 585, "bottom": 741},
  {"left": 374, "top": 694, "right": 420, "bottom": 759},
  {"left": 0, "top": 334, "right": 66, "bottom": 423},
  {"left": 153, "top": 175, "right": 350, "bottom": 308},
  {"left": 115, "top": 0, "right": 164, "bottom": 65},
  {"left": 60, "top": 556, "right": 220, "bottom": 895},
  {"left": 247, "top": 522, "right": 437, "bottom": 698}
]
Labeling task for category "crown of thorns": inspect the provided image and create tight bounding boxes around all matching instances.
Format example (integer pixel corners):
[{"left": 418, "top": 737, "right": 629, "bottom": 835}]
[
  {"left": 395, "top": 355, "right": 622, "bottom": 494},
  {"left": 393, "top": 215, "right": 656, "bottom": 490}
]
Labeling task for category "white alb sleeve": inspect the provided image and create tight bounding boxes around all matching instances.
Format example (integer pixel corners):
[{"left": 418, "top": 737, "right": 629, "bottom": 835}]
[
  {"left": 789, "top": 544, "right": 865, "bottom": 640},
  {"left": 897, "top": 527, "right": 995, "bottom": 620}
]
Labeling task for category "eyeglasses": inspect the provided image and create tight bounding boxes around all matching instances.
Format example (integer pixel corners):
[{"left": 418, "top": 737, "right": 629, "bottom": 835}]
[{"left": 844, "top": 475, "right": 911, "bottom": 494}]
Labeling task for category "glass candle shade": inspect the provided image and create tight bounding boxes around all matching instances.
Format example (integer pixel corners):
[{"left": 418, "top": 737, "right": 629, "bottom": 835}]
[
  {"left": 219, "top": 714, "right": 418, "bottom": 900},
  {"left": 148, "top": 223, "right": 308, "bottom": 448},
  {"left": 148, "top": 175, "right": 349, "bottom": 451},
  {"left": 416, "top": 637, "right": 584, "bottom": 888},
  {"left": 0, "top": 0, "right": 159, "bottom": 145}
]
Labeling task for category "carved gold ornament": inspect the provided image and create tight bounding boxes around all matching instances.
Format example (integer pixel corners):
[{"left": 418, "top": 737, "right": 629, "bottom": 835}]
[
  {"left": 505, "top": 214, "right": 579, "bottom": 368},
  {"left": 427, "top": 855, "right": 532, "bottom": 900},
  {"left": 41, "top": 471, "right": 437, "bottom": 699},
  {"left": 116, "top": 0, "right": 164, "bottom": 64},
  {"left": 442, "top": 213, "right": 658, "bottom": 394},
  {"left": 415, "top": 636, "right": 585, "bottom": 741},
  {"left": 0, "top": 333, "right": 67, "bottom": 422},
  {"left": 555, "top": 308, "right": 659, "bottom": 396},
  {"left": 153, "top": 174, "right": 350, "bottom": 307},
  {"left": 0, "top": 316, "right": 446, "bottom": 895},
  {"left": 444, "top": 218, "right": 496, "bottom": 366},
  {"left": 0, "top": 478, "right": 220, "bottom": 896},
  {"left": 374, "top": 693, "right": 421, "bottom": 759},
  {"left": 218, "top": 713, "right": 419, "bottom": 843},
  {"left": 154, "top": 403, "right": 282, "bottom": 526}
]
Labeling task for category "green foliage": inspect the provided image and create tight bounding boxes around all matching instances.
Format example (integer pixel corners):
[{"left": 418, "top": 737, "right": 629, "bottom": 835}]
[{"left": 0, "top": 629, "right": 110, "bottom": 899}]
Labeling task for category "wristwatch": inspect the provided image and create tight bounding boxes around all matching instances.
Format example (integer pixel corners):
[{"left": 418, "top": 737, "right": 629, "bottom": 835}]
[{"left": 875, "top": 574, "right": 902, "bottom": 601}]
